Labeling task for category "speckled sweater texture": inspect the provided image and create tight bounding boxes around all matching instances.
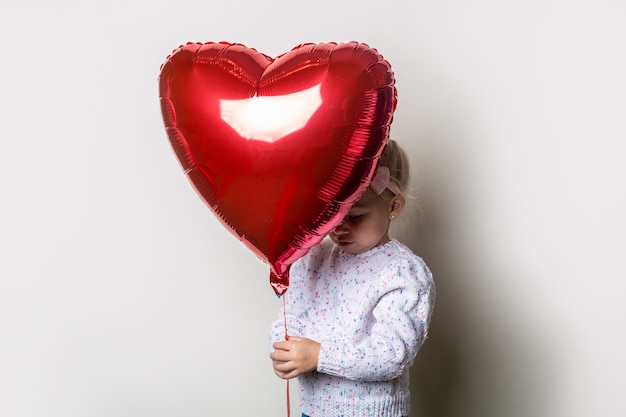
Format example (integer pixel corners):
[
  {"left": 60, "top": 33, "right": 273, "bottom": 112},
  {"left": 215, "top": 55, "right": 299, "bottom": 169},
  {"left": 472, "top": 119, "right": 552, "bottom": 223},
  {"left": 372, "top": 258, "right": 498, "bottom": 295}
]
[{"left": 270, "top": 239, "right": 435, "bottom": 417}]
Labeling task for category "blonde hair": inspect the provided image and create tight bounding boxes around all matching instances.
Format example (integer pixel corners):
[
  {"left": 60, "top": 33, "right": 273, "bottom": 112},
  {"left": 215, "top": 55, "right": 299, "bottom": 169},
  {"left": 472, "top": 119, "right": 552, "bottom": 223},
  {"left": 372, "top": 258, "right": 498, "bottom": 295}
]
[
  {"left": 378, "top": 139, "right": 410, "bottom": 195},
  {"left": 380, "top": 139, "right": 425, "bottom": 237}
]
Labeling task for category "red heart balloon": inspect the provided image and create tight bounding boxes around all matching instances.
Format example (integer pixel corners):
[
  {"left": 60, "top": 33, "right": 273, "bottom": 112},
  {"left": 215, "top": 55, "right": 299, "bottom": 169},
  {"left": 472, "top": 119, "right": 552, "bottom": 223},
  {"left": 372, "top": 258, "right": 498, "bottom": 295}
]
[{"left": 159, "top": 41, "right": 397, "bottom": 295}]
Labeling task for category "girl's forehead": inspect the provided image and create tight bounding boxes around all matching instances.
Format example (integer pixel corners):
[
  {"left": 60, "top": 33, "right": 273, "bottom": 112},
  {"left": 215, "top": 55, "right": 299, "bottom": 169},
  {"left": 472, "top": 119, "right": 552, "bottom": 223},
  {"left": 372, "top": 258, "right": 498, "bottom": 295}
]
[{"left": 352, "top": 189, "right": 381, "bottom": 208}]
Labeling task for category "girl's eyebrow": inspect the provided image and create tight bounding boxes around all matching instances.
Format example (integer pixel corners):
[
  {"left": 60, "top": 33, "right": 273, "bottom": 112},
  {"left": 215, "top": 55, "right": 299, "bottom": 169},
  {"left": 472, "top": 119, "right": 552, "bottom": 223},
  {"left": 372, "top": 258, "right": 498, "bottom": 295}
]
[
  {"left": 350, "top": 203, "right": 368, "bottom": 210},
  {"left": 352, "top": 199, "right": 373, "bottom": 209}
]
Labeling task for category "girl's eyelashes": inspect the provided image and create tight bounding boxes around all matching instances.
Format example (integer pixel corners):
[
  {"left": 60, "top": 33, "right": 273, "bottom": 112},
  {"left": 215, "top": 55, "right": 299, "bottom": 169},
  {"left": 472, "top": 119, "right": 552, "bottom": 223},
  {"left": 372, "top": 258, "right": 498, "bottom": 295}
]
[{"left": 347, "top": 213, "right": 365, "bottom": 221}]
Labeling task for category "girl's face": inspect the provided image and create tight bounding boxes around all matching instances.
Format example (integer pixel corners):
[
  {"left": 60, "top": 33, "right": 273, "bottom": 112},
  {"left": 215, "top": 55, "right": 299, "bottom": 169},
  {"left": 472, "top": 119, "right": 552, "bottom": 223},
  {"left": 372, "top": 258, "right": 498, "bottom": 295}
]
[{"left": 329, "top": 188, "right": 403, "bottom": 254}]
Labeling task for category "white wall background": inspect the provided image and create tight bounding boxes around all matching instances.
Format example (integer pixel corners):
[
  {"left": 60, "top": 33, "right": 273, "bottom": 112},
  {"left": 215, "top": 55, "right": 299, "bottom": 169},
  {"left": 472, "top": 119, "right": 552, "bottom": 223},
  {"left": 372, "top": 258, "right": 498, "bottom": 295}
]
[{"left": 1, "top": 1, "right": 624, "bottom": 416}]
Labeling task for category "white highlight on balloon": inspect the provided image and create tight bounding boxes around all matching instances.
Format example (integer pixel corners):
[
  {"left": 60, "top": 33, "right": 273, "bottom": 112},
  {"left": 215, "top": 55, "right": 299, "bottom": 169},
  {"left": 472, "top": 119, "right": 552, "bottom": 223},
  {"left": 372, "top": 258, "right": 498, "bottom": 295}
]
[{"left": 219, "top": 84, "right": 322, "bottom": 142}]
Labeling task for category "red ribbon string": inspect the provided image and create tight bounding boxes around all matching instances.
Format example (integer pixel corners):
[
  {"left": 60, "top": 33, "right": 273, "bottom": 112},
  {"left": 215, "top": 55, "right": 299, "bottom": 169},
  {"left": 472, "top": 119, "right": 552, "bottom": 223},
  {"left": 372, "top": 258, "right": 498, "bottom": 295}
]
[{"left": 283, "top": 294, "right": 291, "bottom": 417}]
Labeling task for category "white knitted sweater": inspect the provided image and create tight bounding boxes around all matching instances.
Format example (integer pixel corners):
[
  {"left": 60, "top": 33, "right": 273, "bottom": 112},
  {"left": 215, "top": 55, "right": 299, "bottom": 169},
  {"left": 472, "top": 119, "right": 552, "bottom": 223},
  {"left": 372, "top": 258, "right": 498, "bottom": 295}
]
[{"left": 270, "top": 239, "right": 435, "bottom": 417}]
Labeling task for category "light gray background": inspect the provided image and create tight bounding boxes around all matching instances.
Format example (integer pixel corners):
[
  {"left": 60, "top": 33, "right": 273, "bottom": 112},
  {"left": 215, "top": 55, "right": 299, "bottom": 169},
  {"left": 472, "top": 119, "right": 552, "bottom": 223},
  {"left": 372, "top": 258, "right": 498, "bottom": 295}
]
[{"left": 1, "top": 1, "right": 624, "bottom": 416}]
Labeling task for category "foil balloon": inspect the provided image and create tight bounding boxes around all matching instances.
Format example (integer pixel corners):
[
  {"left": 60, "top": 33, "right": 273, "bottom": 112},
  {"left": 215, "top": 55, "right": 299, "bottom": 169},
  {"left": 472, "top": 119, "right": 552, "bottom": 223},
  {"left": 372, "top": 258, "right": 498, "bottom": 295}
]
[{"left": 159, "top": 41, "right": 397, "bottom": 295}]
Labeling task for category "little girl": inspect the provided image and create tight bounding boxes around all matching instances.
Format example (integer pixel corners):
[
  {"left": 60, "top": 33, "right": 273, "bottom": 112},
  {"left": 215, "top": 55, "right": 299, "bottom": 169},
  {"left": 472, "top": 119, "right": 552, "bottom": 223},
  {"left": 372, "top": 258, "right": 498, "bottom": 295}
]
[{"left": 269, "top": 139, "right": 435, "bottom": 417}]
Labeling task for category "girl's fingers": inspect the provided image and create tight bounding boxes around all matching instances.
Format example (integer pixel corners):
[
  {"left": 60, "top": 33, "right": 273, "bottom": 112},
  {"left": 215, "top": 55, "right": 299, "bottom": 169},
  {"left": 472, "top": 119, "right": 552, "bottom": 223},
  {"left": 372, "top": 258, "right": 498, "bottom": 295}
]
[
  {"left": 270, "top": 350, "right": 289, "bottom": 361},
  {"left": 272, "top": 361, "right": 297, "bottom": 379},
  {"left": 273, "top": 340, "right": 292, "bottom": 350}
]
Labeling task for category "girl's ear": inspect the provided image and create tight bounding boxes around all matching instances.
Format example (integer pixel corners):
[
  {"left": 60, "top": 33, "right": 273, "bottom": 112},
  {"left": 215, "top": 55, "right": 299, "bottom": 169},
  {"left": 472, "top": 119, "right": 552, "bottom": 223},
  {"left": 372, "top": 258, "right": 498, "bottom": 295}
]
[{"left": 389, "top": 195, "right": 405, "bottom": 219}]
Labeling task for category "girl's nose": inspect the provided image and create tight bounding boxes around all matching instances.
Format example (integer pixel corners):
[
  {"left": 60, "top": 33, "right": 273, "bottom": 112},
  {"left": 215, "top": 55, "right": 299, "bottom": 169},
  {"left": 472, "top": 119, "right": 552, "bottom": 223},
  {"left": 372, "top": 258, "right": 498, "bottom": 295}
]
[{"left": 333, "top": 219, "right": 348, "bottom": 234}]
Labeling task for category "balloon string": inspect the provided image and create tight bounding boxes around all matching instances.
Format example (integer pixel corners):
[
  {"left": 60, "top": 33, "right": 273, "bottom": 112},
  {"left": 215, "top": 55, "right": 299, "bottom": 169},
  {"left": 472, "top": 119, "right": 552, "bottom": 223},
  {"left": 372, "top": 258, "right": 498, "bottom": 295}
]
[
  {"left": 283, "top": 293, "right": 289, "bottom": 341},
  {"left": 283, "top": 294, "right": 291, "bottom": 417},
  {"left": 286, "top": 379, "right": 291, "bottom": 417}
]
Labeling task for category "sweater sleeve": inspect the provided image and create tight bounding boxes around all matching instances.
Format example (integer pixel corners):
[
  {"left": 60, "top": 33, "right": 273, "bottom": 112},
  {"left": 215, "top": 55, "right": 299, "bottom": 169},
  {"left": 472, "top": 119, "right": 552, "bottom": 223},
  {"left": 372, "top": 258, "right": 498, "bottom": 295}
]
[{"left": 317, "top": 258, "right": 434, "bottom": 381}]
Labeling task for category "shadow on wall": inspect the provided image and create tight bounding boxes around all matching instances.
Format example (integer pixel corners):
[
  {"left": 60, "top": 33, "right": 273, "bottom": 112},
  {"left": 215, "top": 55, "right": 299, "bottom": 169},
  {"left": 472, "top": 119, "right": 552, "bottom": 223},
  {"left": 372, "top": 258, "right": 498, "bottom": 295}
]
[
  {"left": 394, "top": 185, "right": 463, "bottom": 417},
  {"left": 395, "top": 134, "right": 553, "bottom": 417},
  {"left": 403, "top": 195, "right": 462, "bottom": 417},
  {"left": 389, "top": 132, "right": 472, "bottom": 415}
]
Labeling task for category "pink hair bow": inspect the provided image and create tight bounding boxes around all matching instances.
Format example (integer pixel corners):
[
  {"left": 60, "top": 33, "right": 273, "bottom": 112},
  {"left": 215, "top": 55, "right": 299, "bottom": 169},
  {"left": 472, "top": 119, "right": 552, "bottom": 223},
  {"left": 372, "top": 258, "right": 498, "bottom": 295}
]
[{"left": 369, "top": 166, "right": 400, "bottom": 195}]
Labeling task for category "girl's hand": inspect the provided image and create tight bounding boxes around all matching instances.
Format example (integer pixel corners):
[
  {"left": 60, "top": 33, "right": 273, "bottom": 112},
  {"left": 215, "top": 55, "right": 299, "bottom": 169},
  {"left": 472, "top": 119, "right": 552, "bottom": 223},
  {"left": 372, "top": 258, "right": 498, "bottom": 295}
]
[{"left": 270, "top": 336, "right": 320, "bottom": 379}]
